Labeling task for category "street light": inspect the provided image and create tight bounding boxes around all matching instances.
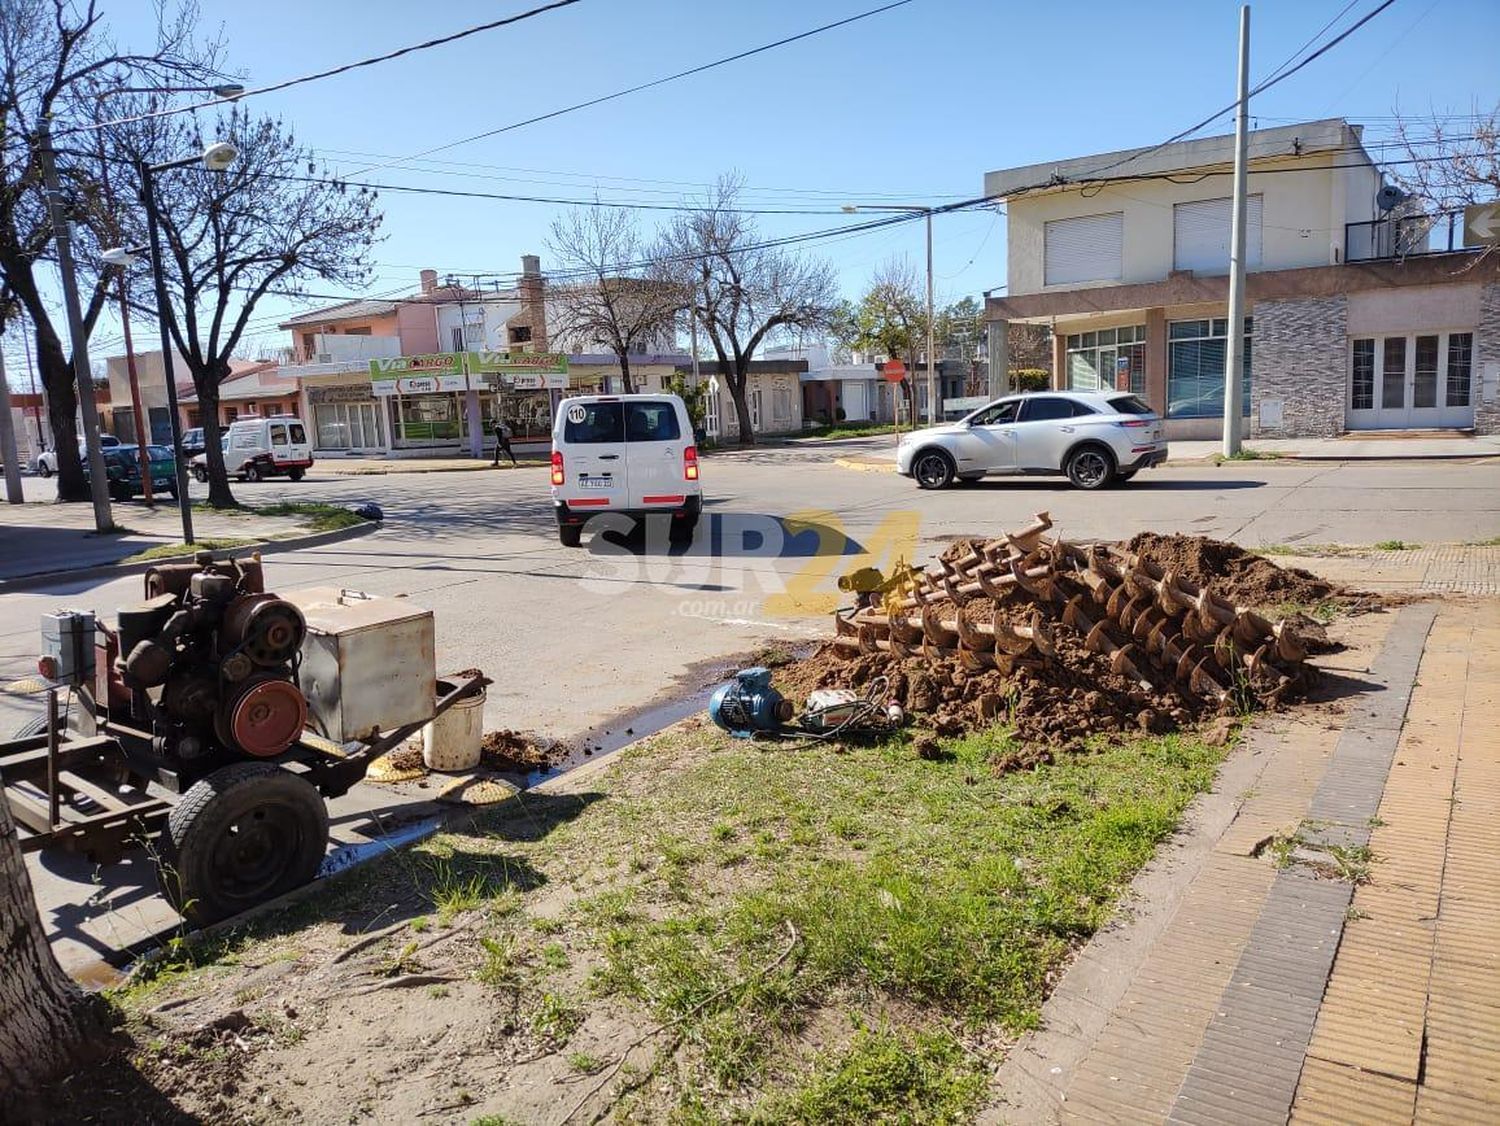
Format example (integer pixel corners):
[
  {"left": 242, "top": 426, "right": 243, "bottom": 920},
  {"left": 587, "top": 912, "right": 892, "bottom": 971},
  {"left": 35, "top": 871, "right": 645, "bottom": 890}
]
[
  {"left": 107, "top": 83, "right": 247, "bottom": 99},
  {"left": 101, "top": 245, "right": 154, "bottom": 505},
  {"left": 843, "top": 203, "right": 937, "bottom": 425},
  {"left": 138, "top": 141, "right": 241, "bottom": 544}
]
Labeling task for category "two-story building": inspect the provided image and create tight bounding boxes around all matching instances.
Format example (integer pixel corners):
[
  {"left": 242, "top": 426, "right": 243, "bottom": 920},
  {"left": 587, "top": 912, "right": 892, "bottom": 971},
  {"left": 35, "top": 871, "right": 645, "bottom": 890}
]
[{"left": 983, "top": 118, "right": 1500, "bottom": 439}]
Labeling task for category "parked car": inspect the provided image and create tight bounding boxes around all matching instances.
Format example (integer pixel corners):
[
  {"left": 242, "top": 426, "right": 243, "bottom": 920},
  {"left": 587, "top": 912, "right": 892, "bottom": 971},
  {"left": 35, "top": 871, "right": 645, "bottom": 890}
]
[
  {"left": 190, "top": 416, "right": 313, "bottom": 482},
  {"left": 551, "top": 394, "right": 701, "bottom": 547},
  {"left": 181, "top": 427, "right": 206, "bottom": 458},
  {"left": 895, "top": 391, "right": 1168, "bottom": 491},
  {"left": 35, "top": 433, "right": 121, "bottom": 477},
  {"left": 83, "top": 444, "right": 177, "bottom": 502}
]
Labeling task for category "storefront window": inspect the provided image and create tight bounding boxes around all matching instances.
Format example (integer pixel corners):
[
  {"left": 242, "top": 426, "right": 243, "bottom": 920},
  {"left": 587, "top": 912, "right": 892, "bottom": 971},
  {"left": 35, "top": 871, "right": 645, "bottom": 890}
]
[
  {"left": 314, "top": 402, "right": 385, "bottom": 450},
  {"left": 1167, "top": 317, "right": 1252, "bottom": 419},
  {"left": 395, "top": 393, "right": 463, "bottom": 443},
  {"left": 1066, "top": 325, "right": 1146, "bottom": 396},
  {"left": 483, "top": 391, "right": 553, "bottom": 441}
]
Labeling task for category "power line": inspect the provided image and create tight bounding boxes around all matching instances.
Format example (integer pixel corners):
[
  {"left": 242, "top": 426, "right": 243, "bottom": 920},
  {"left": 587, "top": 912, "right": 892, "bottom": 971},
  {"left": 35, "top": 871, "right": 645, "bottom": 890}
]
[
  {"left": 1257, "top": 0, "right": 1362, "bottom": 88},
  {"left": 70, "top": 0, "right": 587, "bottom": 134},
  {"left": 268, "top": 173, "right": 856, "bottom": 215},
  {"left": 343, "top": 0, "right": 917, "bottom": 177}
]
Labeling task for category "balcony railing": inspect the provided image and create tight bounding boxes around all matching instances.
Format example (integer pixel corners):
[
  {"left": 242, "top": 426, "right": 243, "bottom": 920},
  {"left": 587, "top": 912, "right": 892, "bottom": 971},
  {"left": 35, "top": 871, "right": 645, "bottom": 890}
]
[{"left": 1345, "top": 211, "right": 1469, "bottom": 263}]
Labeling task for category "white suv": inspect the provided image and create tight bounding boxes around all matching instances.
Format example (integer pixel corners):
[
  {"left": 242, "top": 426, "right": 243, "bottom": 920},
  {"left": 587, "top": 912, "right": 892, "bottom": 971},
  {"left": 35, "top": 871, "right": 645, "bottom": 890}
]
[
  {"left": 896, "top": 390, "right": 1167, "bottom": 490},
  {"left": 551, "top": 394, "right": 702, "bottom": 546}
]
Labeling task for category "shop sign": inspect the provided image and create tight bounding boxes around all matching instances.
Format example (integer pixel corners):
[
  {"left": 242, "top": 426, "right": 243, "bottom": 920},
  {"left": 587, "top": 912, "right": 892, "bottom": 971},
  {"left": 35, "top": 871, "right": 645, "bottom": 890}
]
[
  {"left": 476, "top": 370, "right": 569, "bottom": 391},
  {"left": 467, "top": 350, "right": 569, "bottom": 376},
  {"left": 307, "top": 383, "right": 377, "bottom": 405},
  {"left": 370, "top": 374, "right": 468, "bottom": 397},
  {"left": 369, "top": 353, "right": 464, "bottom": 379}
]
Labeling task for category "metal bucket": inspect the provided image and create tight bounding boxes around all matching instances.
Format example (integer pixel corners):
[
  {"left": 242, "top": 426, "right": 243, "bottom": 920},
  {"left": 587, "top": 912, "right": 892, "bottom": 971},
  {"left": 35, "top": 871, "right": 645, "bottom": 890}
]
[{"left": 421, "top": 679, "right": 485, "bottom": 772}]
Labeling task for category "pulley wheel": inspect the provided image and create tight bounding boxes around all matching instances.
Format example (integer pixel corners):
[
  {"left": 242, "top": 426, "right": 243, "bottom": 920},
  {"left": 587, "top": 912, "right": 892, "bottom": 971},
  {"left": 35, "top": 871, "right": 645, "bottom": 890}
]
[{"left": 219, "top": 677, "right": 307, "bottom": 758}]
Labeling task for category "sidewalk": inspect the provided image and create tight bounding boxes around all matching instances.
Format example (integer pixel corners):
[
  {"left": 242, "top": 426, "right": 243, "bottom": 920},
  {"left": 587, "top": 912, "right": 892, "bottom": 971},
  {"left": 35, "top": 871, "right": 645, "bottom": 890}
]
[
  {"left": 316, "top": 455, "right": 544, "bottom": 476},
  {"left": 831, "top": 432, "right": 1500, "bottom": 473},
  {"left": 0, "top": 501, "right": 330, "bottom": 583},
  {"left": 985, "top": 591, "right": 1500, "bottom": 1124}
]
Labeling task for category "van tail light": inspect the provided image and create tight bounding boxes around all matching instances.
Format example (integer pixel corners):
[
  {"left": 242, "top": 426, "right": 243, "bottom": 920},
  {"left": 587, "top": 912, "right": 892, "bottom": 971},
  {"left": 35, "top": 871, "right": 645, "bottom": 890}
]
[
  {"left": 550, "top": 450, "right": 565, "bottom": 486},
  {"left": 683, "top": 445, "right": 699, "bottom": 481}
]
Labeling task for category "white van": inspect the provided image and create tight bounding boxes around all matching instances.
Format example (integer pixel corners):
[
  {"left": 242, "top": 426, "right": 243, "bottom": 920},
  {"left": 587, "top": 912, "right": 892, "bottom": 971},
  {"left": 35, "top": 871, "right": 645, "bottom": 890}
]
[
  {"left": 551, "top": 394, "right": 701, "bottom": 547},
  {"left": 192, "top": 416, "right": 313, "bottom": 483}
]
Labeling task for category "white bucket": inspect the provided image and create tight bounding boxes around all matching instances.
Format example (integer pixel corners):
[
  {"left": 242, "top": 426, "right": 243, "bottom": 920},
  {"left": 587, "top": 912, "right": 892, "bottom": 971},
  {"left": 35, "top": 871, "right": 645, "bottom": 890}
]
[{"left": 421, "top": 679, "right": 486, "bottom": 772}]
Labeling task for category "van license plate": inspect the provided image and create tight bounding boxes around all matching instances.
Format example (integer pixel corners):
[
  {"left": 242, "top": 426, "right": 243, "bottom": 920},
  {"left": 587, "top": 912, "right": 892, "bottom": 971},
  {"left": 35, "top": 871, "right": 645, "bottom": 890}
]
[{"left": 579, "top": 476, "right": 614, "bottom": 489}]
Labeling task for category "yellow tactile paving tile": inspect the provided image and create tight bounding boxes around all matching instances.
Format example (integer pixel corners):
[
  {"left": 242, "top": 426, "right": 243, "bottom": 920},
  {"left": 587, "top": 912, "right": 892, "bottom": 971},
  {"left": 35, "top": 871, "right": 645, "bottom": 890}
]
[{"left": 1292, "top": 1056, "right": 1417, "bottom": 1125}]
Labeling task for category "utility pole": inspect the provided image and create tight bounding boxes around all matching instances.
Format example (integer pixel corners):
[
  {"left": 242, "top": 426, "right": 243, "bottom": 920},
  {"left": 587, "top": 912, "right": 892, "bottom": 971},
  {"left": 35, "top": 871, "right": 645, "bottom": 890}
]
[
  {"left": 1222, "top": 4, "right": 1251, "bottom": 457},
  {"left": 925, "top": 209, "right": 936, "bottom": 424},
  {"left": 116, "top": 271, "right": 154, "bottom": 504},
  {"left": 0, "top": 349, "right": 22, "bottom": 504},
  {"left": 38, "top": 119, "right": 114, "bottom": 530}
]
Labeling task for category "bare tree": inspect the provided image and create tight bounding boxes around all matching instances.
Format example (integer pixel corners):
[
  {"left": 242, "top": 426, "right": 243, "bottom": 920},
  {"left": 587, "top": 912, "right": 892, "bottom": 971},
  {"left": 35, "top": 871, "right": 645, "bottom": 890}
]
[
  {"left": 659, "top": 176, "right": 836, "bottom": 445},
  {"left": 111, "top": 106, "right": 382, "bottom": 506},
  {"left": 547, "top": 206, "right": 679, "bottom": 393},
  {"left": 1391, "top": 103, "right": 1500, "bottom": 212},
  {"left": 836, "top": 257, "right": 928, "bottom": 419},
  {"left": 1008, "top": 322, "right": 1052, "bottom": 370},
  {"left": 0, "top": 0, "right": 217, "bottom": 501}
]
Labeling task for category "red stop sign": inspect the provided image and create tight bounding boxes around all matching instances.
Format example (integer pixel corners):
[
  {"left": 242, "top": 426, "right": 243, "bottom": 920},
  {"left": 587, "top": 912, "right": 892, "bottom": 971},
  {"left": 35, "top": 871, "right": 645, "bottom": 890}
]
[{"left": 882, "top": 358, "right": 907, "bottom": 383}]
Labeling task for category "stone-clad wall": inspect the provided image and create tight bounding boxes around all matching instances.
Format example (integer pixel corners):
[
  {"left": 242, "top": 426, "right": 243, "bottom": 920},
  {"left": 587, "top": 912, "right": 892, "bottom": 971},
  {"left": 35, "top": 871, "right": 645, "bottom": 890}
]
[
  {"left": 1250, "top": 295, "right": 1348, "bottom": 438},
  {"left": 1476, "top": 283, "right": 1500, "bottom": 436}
]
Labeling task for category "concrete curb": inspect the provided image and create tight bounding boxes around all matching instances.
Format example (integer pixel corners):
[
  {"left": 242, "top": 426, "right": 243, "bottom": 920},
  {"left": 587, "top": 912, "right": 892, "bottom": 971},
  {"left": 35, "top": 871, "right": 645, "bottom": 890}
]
[
  {"left": 0, "top": 519, "right": 382, "bottom": 592},
  {"left": 833, "top": 457, "right": 895, "bottom": 473},
  {"left": 321, "top": 462, "right": 545, "bottom": 477}
]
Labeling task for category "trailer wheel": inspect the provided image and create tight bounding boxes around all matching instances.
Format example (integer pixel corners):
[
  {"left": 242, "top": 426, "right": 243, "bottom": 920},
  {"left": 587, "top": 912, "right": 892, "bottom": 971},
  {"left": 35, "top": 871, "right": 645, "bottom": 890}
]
[{"left": 157, "top": 762, "right": 328, "bottom": 925}]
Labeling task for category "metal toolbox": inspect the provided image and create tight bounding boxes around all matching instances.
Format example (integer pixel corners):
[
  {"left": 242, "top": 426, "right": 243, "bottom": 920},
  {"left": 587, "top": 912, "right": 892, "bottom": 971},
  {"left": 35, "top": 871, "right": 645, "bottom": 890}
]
[{"left": 283, "top": 587, "right": 436, "bottom": 743}]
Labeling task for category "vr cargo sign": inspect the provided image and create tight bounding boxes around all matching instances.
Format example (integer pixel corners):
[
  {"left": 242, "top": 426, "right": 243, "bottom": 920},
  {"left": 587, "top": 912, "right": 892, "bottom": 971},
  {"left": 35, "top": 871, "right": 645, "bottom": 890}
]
[{"left": 369, "top": 351, "right": 569, "bottom": 396}]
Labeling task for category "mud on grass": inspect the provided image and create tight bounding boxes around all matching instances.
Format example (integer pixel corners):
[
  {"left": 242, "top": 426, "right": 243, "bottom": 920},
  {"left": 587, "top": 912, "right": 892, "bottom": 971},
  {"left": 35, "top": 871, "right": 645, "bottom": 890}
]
[{"left": 99, "top": 720, "right": 1228, "bottom": 1123}]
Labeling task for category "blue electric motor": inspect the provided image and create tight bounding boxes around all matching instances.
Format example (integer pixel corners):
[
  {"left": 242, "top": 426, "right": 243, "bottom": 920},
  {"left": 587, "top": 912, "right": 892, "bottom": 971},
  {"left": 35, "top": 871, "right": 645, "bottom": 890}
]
[{"left": 708, "top": 667, "right": 795, "bottom": 738}]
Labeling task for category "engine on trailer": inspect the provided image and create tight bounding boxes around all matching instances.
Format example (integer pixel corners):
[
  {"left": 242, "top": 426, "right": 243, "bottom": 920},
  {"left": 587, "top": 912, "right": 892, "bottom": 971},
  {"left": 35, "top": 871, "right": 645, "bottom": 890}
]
[{"left": 110, "top": 552, "right": 309, "bottom": 770}]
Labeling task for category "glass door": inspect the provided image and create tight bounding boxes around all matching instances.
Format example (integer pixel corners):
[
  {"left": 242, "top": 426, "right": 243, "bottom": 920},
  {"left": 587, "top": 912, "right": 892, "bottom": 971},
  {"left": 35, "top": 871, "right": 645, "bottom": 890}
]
[{"left": 1348, "top": 333, "right": 1476, "bottom": 431}]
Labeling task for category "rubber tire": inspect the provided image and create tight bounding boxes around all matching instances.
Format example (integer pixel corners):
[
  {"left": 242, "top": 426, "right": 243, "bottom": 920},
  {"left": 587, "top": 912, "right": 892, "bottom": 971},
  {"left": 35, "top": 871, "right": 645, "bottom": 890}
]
[
  {"left": 1065, "top": 445, "right": 1116, "bottom": 491},
  {"left": 287, "top": 469, "right": 305, "bottom": 482},
  {"left": 39, "top": 461, "right": 53, "bottom": 478},
  {"left": 13, "top": 715, "right": 51, "bottom": 738},
  {"left": 110, "top": 483, "right": 132, "bottom": 503},
  {"left": 192, "top": 466, "right": 208, "bottom": 483},
  {"left": 156, "top": 762, "right": 329, "bottom": 926},
  {"left": 244, "top": 463, "right": 263, "bottom": 483},
  {"left": 668, "top": 516, "right": 697, "bottom": 546},
  {"left": 558, "top": 523, "right": 583, "bottom": 548},
  {"left": 912, "top": 449, "right": 956, "bottom": 490}
]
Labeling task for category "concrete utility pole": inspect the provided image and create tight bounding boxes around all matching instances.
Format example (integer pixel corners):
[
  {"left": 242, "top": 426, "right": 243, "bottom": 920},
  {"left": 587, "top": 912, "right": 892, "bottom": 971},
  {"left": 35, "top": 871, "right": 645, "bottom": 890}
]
[
  {"left": 925, "top": 210, "right": 937, "bottom": 424},
  {"left": 38, "top": 119, "right": 114, "bottom": 530},
  {"left": 116, "top": 272, "right": 154, "bottom": 504},
  {"left": 1222, "top": 4, "right": 1251, "bottom": 458},
  {"left": 0, "top": 350, "right": 23, "bottom": 504}
]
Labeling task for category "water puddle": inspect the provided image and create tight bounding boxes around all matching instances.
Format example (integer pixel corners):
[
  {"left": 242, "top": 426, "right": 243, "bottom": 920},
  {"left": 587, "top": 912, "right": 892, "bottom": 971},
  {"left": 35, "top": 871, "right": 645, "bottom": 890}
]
[{"left": 318, "top": 815, "right": 443, "bottom": 878}]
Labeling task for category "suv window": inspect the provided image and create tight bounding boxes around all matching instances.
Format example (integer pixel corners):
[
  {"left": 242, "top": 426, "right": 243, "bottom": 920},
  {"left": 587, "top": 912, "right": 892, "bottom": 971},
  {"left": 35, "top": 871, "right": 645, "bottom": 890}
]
[
  {"left": 626, "top": 401, "right": 681, "bottom": 442},
  {"left": 562, "top": 401, "right": 625, "bottom": 444},
  {"left": 969, "top": 401, "right": 1019, "bottom": 426},
  {"left": 1108, "top": 394, "right": 1153, "bottom": 416},
  {"left": 1019, "top": 396, "right": 1082, "bottom": 422}
]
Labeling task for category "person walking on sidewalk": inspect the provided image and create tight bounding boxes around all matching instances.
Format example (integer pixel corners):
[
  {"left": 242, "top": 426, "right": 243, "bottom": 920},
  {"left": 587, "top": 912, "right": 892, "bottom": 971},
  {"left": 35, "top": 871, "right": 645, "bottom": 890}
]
[{"left": 492, "top": 417, "right": 517, "bottom": 467}]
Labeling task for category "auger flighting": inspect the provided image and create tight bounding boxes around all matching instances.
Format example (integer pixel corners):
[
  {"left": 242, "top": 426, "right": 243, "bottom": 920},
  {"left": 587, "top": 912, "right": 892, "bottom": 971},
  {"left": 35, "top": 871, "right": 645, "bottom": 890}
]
[{"left": 833, "top": 513, "right": 1310, "bottom": 710}]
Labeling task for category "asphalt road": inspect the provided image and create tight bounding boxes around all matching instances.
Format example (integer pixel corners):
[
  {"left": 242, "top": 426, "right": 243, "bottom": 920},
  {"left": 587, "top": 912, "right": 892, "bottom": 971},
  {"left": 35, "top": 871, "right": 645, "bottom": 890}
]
[{"left": 6, "top": 444, "right": 1500, "bottom": 969}]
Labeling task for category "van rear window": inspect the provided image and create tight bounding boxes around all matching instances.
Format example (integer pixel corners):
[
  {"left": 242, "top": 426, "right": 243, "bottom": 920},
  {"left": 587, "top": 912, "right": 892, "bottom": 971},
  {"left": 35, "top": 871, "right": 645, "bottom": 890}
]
[
  {"left": 626, "top": 401, "right": 681, "bottom": 442},
  {"left": 288, "top": 423, "right": 307, "bottom": 444},
  {"left": 562, "top": 402, "right": 625, "bottom": 444}
]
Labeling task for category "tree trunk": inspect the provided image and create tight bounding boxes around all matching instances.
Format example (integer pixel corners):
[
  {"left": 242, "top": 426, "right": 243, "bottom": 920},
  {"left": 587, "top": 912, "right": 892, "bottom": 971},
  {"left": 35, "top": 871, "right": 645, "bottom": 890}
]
[
  {"left": 729, "top": 365, "right": 756, "bottom": 447},
  {"left": 0, "top": 785, "right": 104, "bottom": 1096},
  {"left": 34, "top": 327, "right": 88, "bottom": 503},
  {"left": 619, "top": 353, "right": 634, "bottom": 395},
  {"left": 195, "top": 365, "right": 237, "bottom": 509}
]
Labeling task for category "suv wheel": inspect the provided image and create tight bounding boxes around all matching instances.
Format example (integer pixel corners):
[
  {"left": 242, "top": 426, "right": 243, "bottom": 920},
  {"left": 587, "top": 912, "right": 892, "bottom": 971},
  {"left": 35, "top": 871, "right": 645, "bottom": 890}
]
[
  {"left": 912, "top": 450, "right": 955, "bottom": 490},
  {"left": 1065, "top": 445, "right": 1115, "bottom": 490}
]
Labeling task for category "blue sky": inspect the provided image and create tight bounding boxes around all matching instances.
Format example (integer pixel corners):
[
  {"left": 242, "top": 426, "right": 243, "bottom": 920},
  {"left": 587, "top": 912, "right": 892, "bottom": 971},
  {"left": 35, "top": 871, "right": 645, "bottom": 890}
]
[{"left": 32, "top": 0, "right": 1500, "bottom": 364}]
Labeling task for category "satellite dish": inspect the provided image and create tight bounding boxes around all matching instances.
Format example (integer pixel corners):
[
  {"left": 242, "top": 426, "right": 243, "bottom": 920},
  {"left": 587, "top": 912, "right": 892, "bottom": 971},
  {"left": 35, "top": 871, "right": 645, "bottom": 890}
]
[{"left": 1376, "top": 184, "right": 1408, "bottom": 213}]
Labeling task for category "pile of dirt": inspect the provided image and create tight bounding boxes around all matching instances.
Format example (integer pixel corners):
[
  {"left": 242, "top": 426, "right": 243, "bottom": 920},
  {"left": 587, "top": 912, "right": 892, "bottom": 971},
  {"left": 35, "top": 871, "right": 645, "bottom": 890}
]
[
  {"left": 772, "top": 529, "right": 1357, "bottom": 764},
  {"left": 1123, "top": 532, "right": 1356, "bottom": 610},
  {"left": 481, "top": 729, "right": 569, "bottom": 772}
]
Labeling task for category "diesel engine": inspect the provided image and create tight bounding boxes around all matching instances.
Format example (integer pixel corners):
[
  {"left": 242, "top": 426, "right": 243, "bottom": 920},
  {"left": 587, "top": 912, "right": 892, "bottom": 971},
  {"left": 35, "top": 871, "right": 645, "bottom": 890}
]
[{"left": 106, "top": 552, "right": 309, "bottom": 769}]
